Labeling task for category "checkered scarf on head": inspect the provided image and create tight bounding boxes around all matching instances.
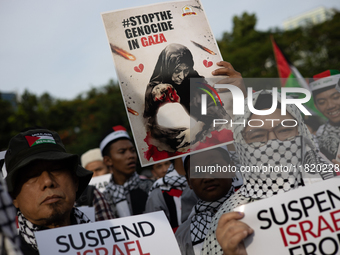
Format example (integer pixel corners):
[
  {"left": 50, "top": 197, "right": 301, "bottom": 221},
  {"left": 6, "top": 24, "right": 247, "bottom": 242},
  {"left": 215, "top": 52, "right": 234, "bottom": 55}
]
[
  {"left": 190, "top": 185, "right": 235, "bottom": 246},
  {"left": 148, "top": 164, "right": 187, "bottom": 194},
  {"left": 201, "top": 90, "right": 334, "bottom": 255},
  {"left": 17, "top": 207, "right": 91, "bottom": 251}
]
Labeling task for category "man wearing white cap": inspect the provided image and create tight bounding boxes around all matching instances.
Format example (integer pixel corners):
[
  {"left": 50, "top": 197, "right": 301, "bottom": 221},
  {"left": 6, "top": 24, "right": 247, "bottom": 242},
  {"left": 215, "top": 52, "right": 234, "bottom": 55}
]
[
  {"left": 81, "top": 148, "right": 110, "bottom": 177},
  {"left": 310, "top": 70, "right": 340, "bottom": 162},
  {"left": 100, "top": 125, "right": 153, "bottom": 218}
]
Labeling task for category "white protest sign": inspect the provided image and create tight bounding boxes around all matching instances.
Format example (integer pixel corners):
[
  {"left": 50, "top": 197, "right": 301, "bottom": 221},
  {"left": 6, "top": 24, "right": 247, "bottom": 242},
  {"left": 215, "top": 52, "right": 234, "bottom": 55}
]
[
  {"left": 89, "top": 174, "right": 111, "bottom": 193},
  {"left": 102, "top": 0, "right": 233, "bottom": 167},
  {"left": 234, "top": 177, "right": 340, "bottom": 255},
  {"left": 35, "top": 211, "right": 181, "bottom": 255}
]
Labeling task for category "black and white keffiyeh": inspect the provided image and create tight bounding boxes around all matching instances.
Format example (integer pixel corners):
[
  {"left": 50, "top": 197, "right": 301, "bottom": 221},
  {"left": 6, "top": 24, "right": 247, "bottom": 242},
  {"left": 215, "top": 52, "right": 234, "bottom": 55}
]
[
  {"left": 17, "top": 207, "right": 91, "bottom": 251},
  {"left": 105, "top": 172, "right": 140, "bottom": 204},
  {"left": 148, "top": 164, "right": 187, "bottom": 194},
  {"left": 190, "top": 186, "right": 234, "bottom": 246},
  {"left": 316, "top": 122, "right": 340, "bottom": 162},
  {"left": 104, "top": 172, "right": 142, "bottom": 217},
  {"left": 233, "top": 90, "right": 335, "bottom": 198},
  {"left": 202, "top": 90, "right": 337, "bottom": 255},
  {"left": 236, "top": 137, "right": 303, "bottom": 199},
  {"left": 0, "top": 177, "right": 22, "bottom": 255}
]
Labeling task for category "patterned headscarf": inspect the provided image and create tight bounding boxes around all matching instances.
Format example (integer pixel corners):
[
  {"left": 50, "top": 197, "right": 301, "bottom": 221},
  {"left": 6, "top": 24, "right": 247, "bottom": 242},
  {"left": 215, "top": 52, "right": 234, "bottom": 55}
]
[{"left": 202, "top": 90, "right": 336, "bottom": 255}]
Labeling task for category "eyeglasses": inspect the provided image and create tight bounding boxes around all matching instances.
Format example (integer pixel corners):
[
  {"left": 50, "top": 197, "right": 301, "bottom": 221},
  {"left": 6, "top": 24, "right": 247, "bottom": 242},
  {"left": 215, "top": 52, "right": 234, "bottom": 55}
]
[{"left": 242, "top": 121, "right": 298, "bottom": 148}]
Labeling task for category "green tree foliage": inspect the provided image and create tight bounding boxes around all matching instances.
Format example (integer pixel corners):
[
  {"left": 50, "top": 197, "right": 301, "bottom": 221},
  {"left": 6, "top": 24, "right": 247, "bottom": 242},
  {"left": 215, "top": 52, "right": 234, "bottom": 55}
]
[
  {"left": 218, "top": 10, "right": 340, "bottom": 79},
  {"left": 62, "top": 80, "right": 129, "bottom": 156},
  {"left": 218, "top": 12, "right": 275, "bottom": 79},
  {"left": 232, "top": 13, "right": 257, "bottom": 39},
  {"left": 1, "top": 80, "right": 128, "bottom": 157},
  {"left": 0, "top": 97, "right": 14, "bottom": 150}
]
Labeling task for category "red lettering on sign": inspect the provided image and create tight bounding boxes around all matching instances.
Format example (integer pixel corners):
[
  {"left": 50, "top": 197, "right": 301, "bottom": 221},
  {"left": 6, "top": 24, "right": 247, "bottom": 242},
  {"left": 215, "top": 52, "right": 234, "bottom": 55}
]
[
  {"left": 112, "top": 245, "right": 125, "bottom": 255},
  {"left": 299, "top": 220, "right": 317, "bottom": 241},
  {"left": 136, "top": 240, "right": 150, "bottom": 255},
  {"left": 331, "top": 209, "right": 340, "bottom": 231},
  {"left": 286, "top": 224, "right": 301, "bottom": 245},
  {"left": 124, "top": 241, "right": 135, "bottom": 255},
  {"left": 317, "top": 215, "right": 334, "bottom": 236},
  {"left": 279, "top": 227, "right": 288, "bottom": 247},
  {"left": 141, "top": 33, "right": 167, "bottom": 47}
]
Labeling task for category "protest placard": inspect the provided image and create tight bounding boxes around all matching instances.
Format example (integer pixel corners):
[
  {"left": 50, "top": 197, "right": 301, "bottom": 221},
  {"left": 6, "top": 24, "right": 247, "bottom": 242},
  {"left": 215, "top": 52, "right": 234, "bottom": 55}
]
[
  {"left": 35, "top": 211, "right": 181, "bottom": 255},
  {"left": 89, "top": 173, "right": 111, "bottom": 193},
  {"left": 101, "top": 0, "right": 233, "bottom": 166},
  {"left": 233, "top": 177, "right": 340, "bottom": 255}
]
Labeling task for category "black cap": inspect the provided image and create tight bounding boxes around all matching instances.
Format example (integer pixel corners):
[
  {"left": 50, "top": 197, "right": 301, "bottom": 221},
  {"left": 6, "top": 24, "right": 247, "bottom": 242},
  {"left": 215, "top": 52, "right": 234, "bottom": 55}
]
[{"left": 5, "top": 129, "right": 93, "bottom": 199}]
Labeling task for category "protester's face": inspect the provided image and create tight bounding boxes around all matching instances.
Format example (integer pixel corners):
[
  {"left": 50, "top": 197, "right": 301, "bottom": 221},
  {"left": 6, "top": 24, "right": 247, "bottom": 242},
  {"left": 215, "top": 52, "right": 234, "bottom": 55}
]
[
  {"left": 243, "top": 109, "right": 298, "bottom": 147},
  {"left": 172, "top": 63, "right": 190, "bottom": 85},
  {"left": 85, "top": 160, "right": 110, "bottom": 177},
  {"left": 188, "top": 150, "right": 233, "bottom": 202},
  {"left": 152, "top": 160, "right": 171, "bottom": 179},
  {"left": 315, "top": 88, "right": 340, "bottom": 125},
  {"left": 13, "top": 160, "right": 78, "bottom": 227},
  {"left": 107, "top": 139, "right": 137, "bottom": 177}
]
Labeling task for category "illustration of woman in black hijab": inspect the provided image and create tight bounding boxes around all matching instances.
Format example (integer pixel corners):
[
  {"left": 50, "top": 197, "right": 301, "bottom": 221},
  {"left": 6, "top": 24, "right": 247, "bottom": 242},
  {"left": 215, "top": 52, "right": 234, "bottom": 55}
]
[{"left": 143, "top": 43, "right": 231, "bottom": 161}]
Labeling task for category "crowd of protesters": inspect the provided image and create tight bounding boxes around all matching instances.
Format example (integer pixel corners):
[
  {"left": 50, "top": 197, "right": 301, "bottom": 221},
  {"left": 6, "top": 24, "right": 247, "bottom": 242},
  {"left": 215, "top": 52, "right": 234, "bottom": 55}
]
[{"left": 1, "top": 65, "right": 340, "bottom": 255}]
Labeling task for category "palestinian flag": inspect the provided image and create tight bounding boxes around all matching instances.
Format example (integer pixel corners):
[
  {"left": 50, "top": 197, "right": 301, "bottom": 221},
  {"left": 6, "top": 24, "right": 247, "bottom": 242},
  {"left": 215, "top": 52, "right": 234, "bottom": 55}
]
[
  {"left": 271, "top": 36, "right": 324, "bottom": 118},
  {"left": 25, "top": 134, "right": 56, "bottom": 147}
]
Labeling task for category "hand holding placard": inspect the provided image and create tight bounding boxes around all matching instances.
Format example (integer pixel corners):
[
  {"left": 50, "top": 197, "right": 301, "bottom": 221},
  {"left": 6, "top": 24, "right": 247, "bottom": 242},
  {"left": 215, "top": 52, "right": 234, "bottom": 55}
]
[
  {"left": 216, "top": 212, "right": 253, "bottom": 255},
  {"left": 231, "top": 177, "right": 340, "bottom": 255}
]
